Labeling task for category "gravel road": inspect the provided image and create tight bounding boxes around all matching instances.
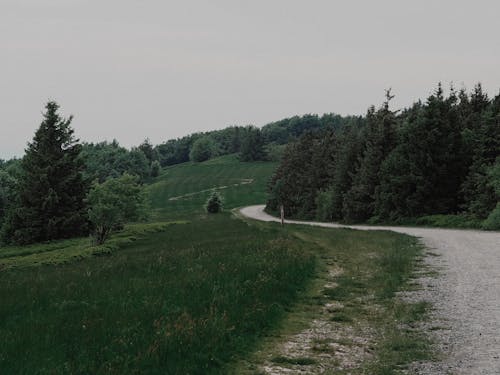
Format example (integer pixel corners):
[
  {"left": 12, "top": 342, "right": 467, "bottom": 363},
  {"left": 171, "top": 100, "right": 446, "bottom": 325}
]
[{"left": 239, "top": 205, "right": 500, "bottom": 374}]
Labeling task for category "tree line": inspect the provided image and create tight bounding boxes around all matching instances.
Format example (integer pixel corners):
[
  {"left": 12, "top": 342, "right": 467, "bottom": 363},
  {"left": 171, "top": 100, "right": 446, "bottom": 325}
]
[{"left": 267, "top": 84, "right": 500, "bottom": 229}]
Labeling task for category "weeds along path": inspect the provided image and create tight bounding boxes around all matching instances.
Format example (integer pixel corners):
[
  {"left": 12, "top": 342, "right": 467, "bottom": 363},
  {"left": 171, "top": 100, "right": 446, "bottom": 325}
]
[{"left": 239, "top": 205, "right": 500, "bottom": 374}]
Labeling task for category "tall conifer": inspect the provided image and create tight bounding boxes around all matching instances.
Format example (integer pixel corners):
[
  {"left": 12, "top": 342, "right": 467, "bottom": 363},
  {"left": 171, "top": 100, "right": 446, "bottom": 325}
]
[{"left": 1, "top": 102, "right": 88, "bottom": 244}]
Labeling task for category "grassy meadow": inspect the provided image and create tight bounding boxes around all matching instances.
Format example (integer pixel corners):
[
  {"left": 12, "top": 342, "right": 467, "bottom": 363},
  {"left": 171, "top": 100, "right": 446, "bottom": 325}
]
[
  {"left": 147, "top": 154, "right": 277, "bottom": 220},
  {"left": 0, "top": 155, "right": 430, "bottom": 374}
]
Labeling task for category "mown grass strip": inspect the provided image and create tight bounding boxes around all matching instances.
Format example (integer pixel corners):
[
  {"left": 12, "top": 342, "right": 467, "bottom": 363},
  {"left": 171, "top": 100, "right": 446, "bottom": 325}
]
[{"left": 0, "top": 222, "right": 185, "bottom": 269}]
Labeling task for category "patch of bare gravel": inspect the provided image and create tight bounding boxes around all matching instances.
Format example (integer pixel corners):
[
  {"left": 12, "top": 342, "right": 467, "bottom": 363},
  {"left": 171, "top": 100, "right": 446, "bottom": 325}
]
[
  {"left": 258, "top": 267, "right": 374, "bottom": 375},
  {"left": 240, "top": 205, "right": 500, "bottom": 374}
]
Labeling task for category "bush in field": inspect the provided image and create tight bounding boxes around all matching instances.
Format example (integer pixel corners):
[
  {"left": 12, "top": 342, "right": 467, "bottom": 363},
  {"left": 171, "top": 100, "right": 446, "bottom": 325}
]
[
  {"left": 205, "top": 191, "right": 223, "bottom": 213},
  {"left": 189, "top": 137, "right": 216, "bottom": 162},
  {"left": 87, "top": 174, "right": 146, "bottom": 244}
]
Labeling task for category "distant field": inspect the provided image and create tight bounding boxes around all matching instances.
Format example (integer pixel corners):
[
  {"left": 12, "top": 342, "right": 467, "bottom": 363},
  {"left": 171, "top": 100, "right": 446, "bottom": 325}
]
[{"left": 147, "top": 155, "right": 277, "bottom": 219}]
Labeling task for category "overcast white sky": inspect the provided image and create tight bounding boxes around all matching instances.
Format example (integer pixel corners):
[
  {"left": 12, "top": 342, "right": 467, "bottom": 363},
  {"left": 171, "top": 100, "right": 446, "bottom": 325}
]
[{"left": 1, "top": 0, "right": 499, "bottom": 159}]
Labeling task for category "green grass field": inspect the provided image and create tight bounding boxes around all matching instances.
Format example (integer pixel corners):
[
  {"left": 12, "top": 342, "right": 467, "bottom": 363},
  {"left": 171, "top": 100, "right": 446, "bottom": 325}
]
[
  {"left": 147, "top": 155, "right": 277, "bottom": 220},
  {"left": 0, "top": 155, "right": 429, "bottom": 374}
]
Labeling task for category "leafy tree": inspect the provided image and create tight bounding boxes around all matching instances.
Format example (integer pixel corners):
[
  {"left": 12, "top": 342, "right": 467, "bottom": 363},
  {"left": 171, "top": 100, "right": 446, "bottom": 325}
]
[
  {"left": 1, "top": 102, "right": 88, "bottom": 245},
  {"left": 138, "top": 138, "right": 157, "bottom": 164},
  {"left": 87, "top": 174, "right": 146, "bottom": 244},
  {"left": 205, "top": 191, "right": 223, "bottom": 213},
  {"left": 239, "top": 127, "right": 266, "bottom": 162},
  {"left": 81, "top": 141, "right": 151, "bottom": 183},
  {"left": 189, "top": 136, "right": 216, "bottom": 162}
]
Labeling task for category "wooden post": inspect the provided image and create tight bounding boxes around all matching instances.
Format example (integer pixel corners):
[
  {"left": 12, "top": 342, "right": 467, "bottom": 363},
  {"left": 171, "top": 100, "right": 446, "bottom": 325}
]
[{"left": 280, "top": 204, "right": 284, "bottom": 227}]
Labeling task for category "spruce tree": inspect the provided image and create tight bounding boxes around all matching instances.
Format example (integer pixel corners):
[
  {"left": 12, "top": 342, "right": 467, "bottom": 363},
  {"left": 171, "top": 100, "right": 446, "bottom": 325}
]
[
  {"left": 1, "top": 102, "right": 88, "bottom": 244},
  {"left": 462, "top": 93, "right": 500, "bottom": 217},
  {"left": 343, "top": 91, "right": 398, "bottom": 222}
]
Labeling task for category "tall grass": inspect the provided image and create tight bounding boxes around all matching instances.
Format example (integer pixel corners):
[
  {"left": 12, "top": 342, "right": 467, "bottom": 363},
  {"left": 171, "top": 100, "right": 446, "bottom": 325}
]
[{"left": 0, "top": 214, "right": 315, "bottom": 374}]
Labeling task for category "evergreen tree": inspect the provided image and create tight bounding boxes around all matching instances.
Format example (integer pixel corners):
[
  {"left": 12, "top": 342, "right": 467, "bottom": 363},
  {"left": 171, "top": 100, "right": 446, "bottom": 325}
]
[
  {"left": 343, "top": 92, "right": 399, "bottom": 222},
  {"left": 462, "top": 93, "right": 500, "bottom": 217},
  {"left": 375, "top": 85, "right": 466, "bottom": 219},
  {"left": 1, "top": 102, "right": 88, "bottom": 244},
  {"left": 327, "top": 124, "right": 364, "bottom": 220}
]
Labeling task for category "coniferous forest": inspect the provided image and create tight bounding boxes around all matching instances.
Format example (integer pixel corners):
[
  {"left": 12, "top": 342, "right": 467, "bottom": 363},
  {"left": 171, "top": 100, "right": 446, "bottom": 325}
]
[{"left": 267, "top": 84, "right": 500, "bottom": 229}]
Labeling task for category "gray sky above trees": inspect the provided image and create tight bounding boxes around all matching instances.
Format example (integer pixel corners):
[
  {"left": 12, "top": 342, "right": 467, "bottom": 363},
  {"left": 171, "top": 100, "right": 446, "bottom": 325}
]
[{"left": 1, "top": 0, "right": 499, "bottom": 159}]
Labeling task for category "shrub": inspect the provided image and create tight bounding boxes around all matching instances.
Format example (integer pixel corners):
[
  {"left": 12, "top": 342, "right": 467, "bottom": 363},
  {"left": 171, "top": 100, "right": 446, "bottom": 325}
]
[
  {"left": 205, "top": 191, "right": 223, "bottom": 213},
  {"left": 482, "top": 204, "right": 500, "bottom": 230}
]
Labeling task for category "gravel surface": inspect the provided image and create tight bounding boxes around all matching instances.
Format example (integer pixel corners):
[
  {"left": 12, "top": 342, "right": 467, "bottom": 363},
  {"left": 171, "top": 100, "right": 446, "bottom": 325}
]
[{"left": 239, "top": 205, "right": 500, "bottom": 374}]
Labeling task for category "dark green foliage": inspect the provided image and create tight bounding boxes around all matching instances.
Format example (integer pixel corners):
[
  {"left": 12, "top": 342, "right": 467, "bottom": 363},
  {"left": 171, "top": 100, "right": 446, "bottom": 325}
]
[
  {"left": 189, "top": 136, "right": 217, "bottom": 162},
  {"left": 205, "top": 191, "right": 223, "bottom": 213},
  {"left": 87, "top": 174, "right": 147, "bottom": 244},
  {"left": 138, "top": 138, "right": 157, "bottom": 164},
  {"left": 461, "top": 93, "right": 500, "bottom": 217},
  {"left": 239, "top": 126, "right": 266, "bottom": 162},
  {"left": 267, "top": 131, "right": 337, "bottom": 218},
  {"left": 376, "top": 85, "right": 467, "bottom": 219},
  {"left": 343, "top": 92, "right": 399, "bottom": 222},
  {"left": 1, "top": 102, "right": 88, "bottom": 245},
  {"left": 81, "top": 140, "right": 151, "bottom": 182},
  {"left": 155, "top": 136, "right": 195, "bottom": 166},
  {"left": 268, "top": 84, "right": 500, "bottom": 226},
  {"left": 0, "top": 170, "right": 16, "bottom": 227},
  {"left": 150, "top": 160, "right": 161, "bottom": 178},
  {"left": 323, "top": 123, "right": 364, "bottom": 221}
]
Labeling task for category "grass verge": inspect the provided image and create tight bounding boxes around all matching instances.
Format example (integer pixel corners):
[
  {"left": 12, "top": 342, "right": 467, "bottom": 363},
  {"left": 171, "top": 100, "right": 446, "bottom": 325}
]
[{"left": 233, "top": 222, "right": 433, "bottom": 374}]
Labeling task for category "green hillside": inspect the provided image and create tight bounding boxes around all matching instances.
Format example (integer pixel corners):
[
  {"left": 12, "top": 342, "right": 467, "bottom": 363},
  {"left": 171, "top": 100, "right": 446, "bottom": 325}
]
[{"left": 147, "top": 154, "right": 277, "bottom": 219}]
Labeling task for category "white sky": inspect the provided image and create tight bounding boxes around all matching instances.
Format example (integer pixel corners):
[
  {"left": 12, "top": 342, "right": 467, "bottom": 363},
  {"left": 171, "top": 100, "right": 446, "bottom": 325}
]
[{"left": 1, "top": 0, "right": 499, "bottom": 158}]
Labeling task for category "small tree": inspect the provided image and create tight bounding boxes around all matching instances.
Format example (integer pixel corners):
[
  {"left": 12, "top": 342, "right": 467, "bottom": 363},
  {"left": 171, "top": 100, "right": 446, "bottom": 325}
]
[
  {"left": 87, "top": 174, "right": 146, "bottom": 244},
  {"left": 205, "top": 191, "right": 223, "bottom": 213}
]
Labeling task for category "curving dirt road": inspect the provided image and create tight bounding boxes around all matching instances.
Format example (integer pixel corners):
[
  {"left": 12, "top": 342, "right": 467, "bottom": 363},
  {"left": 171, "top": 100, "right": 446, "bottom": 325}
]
[{"left": 239, "top": 205, "right": 500, "bottom": 374}]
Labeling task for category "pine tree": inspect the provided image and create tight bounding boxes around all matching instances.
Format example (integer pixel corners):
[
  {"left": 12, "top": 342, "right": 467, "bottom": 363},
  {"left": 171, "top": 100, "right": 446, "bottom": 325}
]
[
  {"left": 343, "top": 91, "right": 398, "bottom": 222},
  {"left": 375, "top": 84, "right": 467, "bottom": 219},
  {"left": 462, "top": 93, "right": 500, "bottom": 217},
  {"left": 1, "top": 102, "right": 88, "bottom": 244}
]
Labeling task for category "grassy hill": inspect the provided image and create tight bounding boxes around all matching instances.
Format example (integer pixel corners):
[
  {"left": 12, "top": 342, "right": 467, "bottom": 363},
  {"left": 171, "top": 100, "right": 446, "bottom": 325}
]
[{"left": 147, "top": 154, "right": 277, "bottom": 219}]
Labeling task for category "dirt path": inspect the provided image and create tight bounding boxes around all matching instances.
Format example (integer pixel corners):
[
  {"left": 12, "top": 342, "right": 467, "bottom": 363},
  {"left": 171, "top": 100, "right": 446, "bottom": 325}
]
[{"left": 239, "top": 205, "right": 500, "bottom": 374}]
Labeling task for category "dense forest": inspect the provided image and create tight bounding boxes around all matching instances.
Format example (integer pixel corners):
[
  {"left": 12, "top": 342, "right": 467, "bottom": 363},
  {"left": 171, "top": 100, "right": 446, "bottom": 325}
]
[{"left": 267, "top": 84, "right": 500, "bottom": 229}]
